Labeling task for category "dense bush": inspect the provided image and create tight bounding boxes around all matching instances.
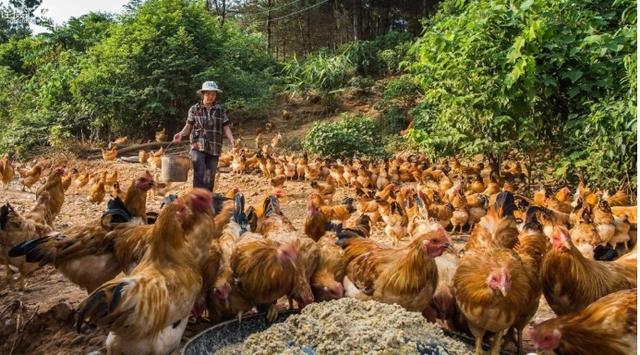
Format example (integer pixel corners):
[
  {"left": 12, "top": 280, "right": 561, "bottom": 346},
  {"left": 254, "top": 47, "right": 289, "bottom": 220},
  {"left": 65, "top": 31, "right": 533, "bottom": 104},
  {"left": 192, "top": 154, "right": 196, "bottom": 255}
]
[
  {"left": 302, "top": 114, "right": 387, "bottom": 158},
  {"left": 408, "top": 0, "right": 636, "bottom": 189},
  {"left": 0, "top": 0, "right": 278, "bottom": 154}
]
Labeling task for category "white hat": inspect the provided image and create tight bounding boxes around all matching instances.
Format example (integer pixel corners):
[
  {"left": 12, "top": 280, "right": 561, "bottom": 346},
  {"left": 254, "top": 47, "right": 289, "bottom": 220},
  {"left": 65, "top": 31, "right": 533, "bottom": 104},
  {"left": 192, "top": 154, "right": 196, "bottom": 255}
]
[{"left": 197, "top": 81, "right": 223, "bottom": 93}]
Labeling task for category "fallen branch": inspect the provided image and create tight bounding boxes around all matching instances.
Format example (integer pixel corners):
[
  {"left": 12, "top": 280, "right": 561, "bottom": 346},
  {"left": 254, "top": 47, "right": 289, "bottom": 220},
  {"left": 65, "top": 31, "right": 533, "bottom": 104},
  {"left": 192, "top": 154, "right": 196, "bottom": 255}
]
[{"left": 85, "top": 141, "right": 184, "bottom": 160}]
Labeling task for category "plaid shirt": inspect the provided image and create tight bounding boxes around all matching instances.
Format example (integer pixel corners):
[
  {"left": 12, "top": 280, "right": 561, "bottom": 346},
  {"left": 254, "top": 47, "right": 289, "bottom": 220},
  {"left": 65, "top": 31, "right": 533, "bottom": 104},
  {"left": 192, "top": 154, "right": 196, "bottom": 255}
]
[{"left": 187, "top": 102, "right": 230, "bottom": 156}]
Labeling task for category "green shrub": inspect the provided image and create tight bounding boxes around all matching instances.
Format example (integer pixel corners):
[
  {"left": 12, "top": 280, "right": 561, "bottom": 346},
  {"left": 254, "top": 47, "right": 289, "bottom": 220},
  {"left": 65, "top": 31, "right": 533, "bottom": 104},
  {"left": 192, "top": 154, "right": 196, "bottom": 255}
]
[
  {"left": 302, "top": 114, "right": 387, "bottom": 158},
  {"left": 408, "top": 0, "right": 636, "bottom": 187}
]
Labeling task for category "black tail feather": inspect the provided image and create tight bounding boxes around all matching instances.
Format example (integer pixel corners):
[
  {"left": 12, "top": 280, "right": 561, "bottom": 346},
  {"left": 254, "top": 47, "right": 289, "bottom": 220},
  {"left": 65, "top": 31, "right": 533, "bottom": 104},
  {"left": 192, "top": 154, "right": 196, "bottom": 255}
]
[
  {"left": 76, "top": 281, "right": 128, "bottom": 332},
  {"left": 8, "top": 236, "right": 49, "bottom": 263},
  {"left": 494, "top": 191, "right": 516, "bottom": 217}
]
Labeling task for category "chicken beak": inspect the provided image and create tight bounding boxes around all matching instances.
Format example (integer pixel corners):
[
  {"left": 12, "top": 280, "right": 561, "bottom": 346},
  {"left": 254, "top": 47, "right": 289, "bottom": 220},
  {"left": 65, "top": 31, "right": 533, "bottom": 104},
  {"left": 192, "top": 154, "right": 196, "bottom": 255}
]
[{"left": 499, "top": 285, "right": 508, "bottom": 297}]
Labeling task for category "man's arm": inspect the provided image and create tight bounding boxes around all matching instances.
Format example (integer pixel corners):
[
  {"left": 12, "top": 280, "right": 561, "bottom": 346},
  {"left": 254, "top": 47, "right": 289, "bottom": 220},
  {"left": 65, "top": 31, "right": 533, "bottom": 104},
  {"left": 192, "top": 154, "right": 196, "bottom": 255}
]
[{"left": 173, "top": 108, "right": 195, "bottom": 144}]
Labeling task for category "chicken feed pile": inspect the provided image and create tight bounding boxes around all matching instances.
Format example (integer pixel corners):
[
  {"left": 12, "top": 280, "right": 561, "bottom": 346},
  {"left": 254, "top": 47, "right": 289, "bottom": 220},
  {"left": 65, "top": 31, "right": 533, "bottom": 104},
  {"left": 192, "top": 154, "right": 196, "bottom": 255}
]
[{"left": 216, "top": 298, "right": 473, "bottom": 354}]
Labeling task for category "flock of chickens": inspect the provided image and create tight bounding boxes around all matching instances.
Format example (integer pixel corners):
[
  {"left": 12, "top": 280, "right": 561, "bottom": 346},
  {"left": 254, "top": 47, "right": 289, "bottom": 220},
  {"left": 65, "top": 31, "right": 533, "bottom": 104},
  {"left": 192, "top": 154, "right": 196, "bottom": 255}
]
[{"left": 0, "top": 136, "right": 638, "bottom": 355}]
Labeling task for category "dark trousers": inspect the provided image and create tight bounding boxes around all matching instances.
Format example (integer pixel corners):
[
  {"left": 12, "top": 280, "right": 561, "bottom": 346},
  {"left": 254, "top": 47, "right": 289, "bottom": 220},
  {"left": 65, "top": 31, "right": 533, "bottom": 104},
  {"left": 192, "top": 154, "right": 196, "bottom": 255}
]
[{"left": 191, "top": 150, "right": 219, "bottom": 191}]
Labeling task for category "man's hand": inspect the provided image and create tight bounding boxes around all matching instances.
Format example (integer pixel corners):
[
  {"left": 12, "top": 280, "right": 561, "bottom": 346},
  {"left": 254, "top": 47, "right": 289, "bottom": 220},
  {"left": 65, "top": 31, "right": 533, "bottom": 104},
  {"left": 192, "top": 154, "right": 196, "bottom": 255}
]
[{"left": 172, "top": 133, "right": 182, "bottom": 144}]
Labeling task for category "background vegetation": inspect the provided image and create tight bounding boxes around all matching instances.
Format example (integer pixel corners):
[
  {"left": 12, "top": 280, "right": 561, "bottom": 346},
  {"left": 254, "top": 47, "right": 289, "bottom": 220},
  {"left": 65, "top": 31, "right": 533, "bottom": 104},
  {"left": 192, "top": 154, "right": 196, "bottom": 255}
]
[{"left": 0, "top": 0, "right": 636, "bottom": 189}]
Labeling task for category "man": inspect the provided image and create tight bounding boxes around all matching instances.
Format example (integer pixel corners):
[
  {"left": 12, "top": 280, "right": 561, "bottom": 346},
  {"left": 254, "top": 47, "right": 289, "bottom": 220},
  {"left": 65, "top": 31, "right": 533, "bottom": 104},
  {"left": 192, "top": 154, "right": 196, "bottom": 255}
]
[{"left": 172, "top": 81, "right": 235, "bottom": 191}]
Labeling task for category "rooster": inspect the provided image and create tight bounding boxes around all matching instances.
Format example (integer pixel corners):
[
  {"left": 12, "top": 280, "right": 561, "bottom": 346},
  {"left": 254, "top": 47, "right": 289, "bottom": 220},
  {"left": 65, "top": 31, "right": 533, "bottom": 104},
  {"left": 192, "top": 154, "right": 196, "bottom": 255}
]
[
  {"left": 8, "top": 173, "right": 157, "bottom": 292},
  {"left": 530, "top": 288, "right": 636, "bottom": 355},
  {"left": 454, "top": 195, "right": 547, "bottom": 355},
  {"left": 76, "top": 190, "right": 214, "bottom": 355},
  {"left": 541, "top": 226, "right": 636, "bottom": 315},
  {"left": 339, "top": 222, "right": 450, "bottom": 312}
]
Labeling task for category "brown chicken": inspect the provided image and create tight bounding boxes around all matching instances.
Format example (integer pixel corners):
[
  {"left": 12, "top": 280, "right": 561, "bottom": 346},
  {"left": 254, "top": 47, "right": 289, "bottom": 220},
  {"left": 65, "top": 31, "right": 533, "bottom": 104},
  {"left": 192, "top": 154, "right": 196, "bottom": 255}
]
[
  {"left": 339, "top": 224, "right": 450, "bottom": 312},
  {"left": 155, "top": 127, "right": 168, "bottom": 142},
  {"left": 310, "top": 177, "right": 336, "bottom": 202},
  {"left": 257, "top": 195, "right": 319, "bottom": 310},
  {"left": 311, "top": 235, "right": 345, "bottom": 301},
  {"left": 541, "top": 226, "right": 636, "bottom": 315},
  {"left": 0, "top": 153, "right": 14, "bottom": 188},
  {"left": 465, "top": 192, "right": 519, "bottom": 251},
  {"left": 569, "top": 206, "right": 601, "bottom": 259},
  {"left": 88, "top": 179, "right": 106, "bottom": 204},
  {"left": 61, "top": 168, "right": 77, "bottom": 192},
  {"left": 34, "top": 167, "right": 65, "bottom": 224},
  {"left": 318, "top": 198, "right": 356, "bottom": 223},
  {"left": 8, "top": 175, "right": 158, "bottom": 292},
  {"left": 1, "top": 192, "right": 55, "bottom": 289},
  {"left": 304, "top": 193, "right": 332, "bottom": 241},
  {"left": 101, "top": 146, "right": 118, "bottom": 161},
  {"left": 19, "top": 163, "right": 43, "bottom": 191},
  {"left": 530, "top": 288, "right": 636, "bottom": 355},
  {"left": 454, "top": 200, "right": 547, "bottom": 355},
  {"left": 76, "top": 191, "right": 214, "bottom": 354}
]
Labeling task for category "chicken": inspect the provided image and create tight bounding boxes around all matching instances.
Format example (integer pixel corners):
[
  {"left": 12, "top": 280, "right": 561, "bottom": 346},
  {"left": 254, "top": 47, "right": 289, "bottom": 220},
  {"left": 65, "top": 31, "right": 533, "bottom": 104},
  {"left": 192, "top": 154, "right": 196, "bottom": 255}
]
[
  {"left": 449, "top": 190, "right": 469, "bottom": 234},
  {"left": 605, "top": 187, "right": 631, "bottom": 207},
  {"left": 34, "top": 167, "right": 65, "bottom": 223},
  {"left": 593, "top": 199, "right": 616, "bottom": 244},
  {"left": 8, "top": 174, "right": 157, "bottom": 291},
  {"left": 270, "top": 175, "right": 286, "bottom": 189},
  {"left": 138, "top": 150, "right": 149, "bottom": 164},
  {"left": 257, "top": 195, "right": 319, "bottom": 310},
  {"left": 465, "top": 192, "right": 519, "bottom": 251},
  {"left": 304, "top": 193, "right": 332, "bottom": 241},
  {"left": 611, "top": 205, "right": 637, "bottom": 224},
  {"left": 454, "top": 197, "right": 547, "bottom": 355},
  {"left": 110, "top": 182, "right": 127, "bottom": 202},
  {"left": 318, "top": 198, "right": 356, "bottom": 224},
  {"left": 0, "top": 192, "right": 55, "bottom": 289},
  {"left": 102, "top": 146, "right": 118, "bottom": 161},
  {"left": 61, "top": 168, "right": 77, "bottom": 192},
  {"left": 569, "top": 206, "right": 601, "bottom": 259},
  {"left": 105, "top": 170, "right": 118, "bottom": 187},
  {"left": 150, "top": 147, "right": 164, "bottom": 170},
  {"left": 339, "top": 223, "right": 450, "bottom": 312},
  {"left": 530, "top": 288, "right": 636, "bottom": 355},
  {"left": 113, "top": 136, "right": 128, "bottom": 145},
  {"left": 74, "top": 171, "right": 90, "bottom": 188},
  {"left": 0, "top": 153, "right": 14, "bottom": 188},
  {"left": 76, "top": 191, "right": 214, "bottom": 355},
  {"left": 271, "top": 132, "right": 282, "bottom": 149},
  {"left": 155, "top": 128, "right": 167, "bottom": 142},
  {"left": 378, "top": 200, "right": 408, "bottom": 245},
  {"left": 230, "top": 238, "right": 298, "bottom": 321},
  {"left": 19, "top": 164, "right": 43, "bottom": 191},
  {"left": 88, "top": 179, "right": 106, "bottom": 204},
  {"left": 311, "top": 235, "right": 345, "bottom": 301},
  {"left": 310, "top": 178, "right": 336, "bottom": 202},
  {"left": 541, "top": 226, "right": 636, "bottom": 315}
]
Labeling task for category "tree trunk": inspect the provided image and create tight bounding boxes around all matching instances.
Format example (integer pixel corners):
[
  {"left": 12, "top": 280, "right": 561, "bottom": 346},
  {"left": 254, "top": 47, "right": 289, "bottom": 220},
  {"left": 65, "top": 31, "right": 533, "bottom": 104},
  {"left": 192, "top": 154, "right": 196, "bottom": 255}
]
[
  {"left": 267, "top": 0, "right": 272, "bottom": 52},
  {"left": 352, "top": 0, "right": 361, "bottom": 41}
]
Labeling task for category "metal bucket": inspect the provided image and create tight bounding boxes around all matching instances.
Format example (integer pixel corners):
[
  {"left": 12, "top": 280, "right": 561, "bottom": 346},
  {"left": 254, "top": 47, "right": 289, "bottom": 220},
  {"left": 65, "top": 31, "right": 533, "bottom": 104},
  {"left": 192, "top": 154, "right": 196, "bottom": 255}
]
[{"left": 160, "top": 154, "right": 190, "bottom": 182}]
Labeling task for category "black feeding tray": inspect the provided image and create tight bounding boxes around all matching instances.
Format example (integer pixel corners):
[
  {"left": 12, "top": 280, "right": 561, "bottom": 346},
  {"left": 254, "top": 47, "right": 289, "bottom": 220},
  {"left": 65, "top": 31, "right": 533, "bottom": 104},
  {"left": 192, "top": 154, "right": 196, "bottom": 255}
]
[{"left": 182, "top": 310, "right": 508, "bottom": 355}]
